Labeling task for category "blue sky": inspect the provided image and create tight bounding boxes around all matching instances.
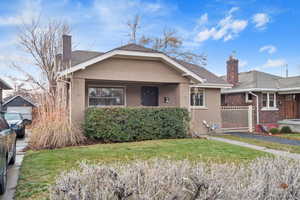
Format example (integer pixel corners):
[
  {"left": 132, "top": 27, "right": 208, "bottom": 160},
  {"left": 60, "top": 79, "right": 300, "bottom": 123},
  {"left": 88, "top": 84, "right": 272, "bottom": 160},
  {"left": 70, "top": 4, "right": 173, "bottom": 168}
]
[{"left": 0, "top": 0, "right": 300, "bottom": 86}]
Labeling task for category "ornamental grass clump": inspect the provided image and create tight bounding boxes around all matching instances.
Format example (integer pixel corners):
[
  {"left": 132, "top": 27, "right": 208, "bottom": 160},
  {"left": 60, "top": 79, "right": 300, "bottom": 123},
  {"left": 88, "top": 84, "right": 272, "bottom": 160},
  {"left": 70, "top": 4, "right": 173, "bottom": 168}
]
[
  {"left": 51, "top": 157, "right": 300, "bottom": 200},
  {"left": 28, "top": 96, "right": 86, "bottom": 150}
]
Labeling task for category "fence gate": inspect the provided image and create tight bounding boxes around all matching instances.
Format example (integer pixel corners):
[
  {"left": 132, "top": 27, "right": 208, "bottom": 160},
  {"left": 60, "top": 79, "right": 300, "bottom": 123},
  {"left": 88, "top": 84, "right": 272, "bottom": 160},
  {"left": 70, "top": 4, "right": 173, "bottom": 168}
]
[{"left": 220, "top": 105, "right": 253, "bottom": 132}]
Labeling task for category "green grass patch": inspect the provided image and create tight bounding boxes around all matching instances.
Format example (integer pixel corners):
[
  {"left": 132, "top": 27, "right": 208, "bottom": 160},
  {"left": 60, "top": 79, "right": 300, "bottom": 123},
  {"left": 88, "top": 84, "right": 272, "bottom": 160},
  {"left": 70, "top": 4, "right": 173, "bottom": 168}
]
[
  {"left": 217, "top": 135, "right": 300, "bottom": 154},
  {"left": 15, "top": 138, "right": 268, "bottom": 200}
]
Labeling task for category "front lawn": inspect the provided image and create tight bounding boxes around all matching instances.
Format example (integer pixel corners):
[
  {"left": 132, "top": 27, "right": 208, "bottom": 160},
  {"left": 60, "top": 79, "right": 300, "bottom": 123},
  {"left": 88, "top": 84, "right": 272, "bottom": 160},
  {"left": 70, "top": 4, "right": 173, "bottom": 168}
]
[
  {"left": 16, "top": 138, "right": 268, "bottom": 200},
  {"left": 218, "top": 135, "right": 300, "bottom": 154}
]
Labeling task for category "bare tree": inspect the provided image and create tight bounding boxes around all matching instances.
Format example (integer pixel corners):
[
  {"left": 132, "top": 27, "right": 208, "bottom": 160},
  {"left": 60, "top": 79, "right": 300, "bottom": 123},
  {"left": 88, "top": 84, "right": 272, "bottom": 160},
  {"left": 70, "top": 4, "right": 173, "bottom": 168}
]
[
  {"left": 127, "top": 15, "right": 140, "bottom": 43},
  {"left": 127, "top": 15, "right": 206, "bottom": 66},
  {"left": 14, "top": 19, "right": 70, "bottom": 100}
]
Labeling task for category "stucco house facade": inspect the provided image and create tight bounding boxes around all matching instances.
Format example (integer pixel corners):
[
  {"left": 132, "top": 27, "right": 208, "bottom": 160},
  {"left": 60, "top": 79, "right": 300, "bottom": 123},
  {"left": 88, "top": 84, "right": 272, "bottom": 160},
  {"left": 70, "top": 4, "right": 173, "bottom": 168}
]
[
  {"left": 58, "top": 35, "right": 231, "bottom": 134},
  {"left": 221, "top": 56, "right": 300, "bottom": 125}
]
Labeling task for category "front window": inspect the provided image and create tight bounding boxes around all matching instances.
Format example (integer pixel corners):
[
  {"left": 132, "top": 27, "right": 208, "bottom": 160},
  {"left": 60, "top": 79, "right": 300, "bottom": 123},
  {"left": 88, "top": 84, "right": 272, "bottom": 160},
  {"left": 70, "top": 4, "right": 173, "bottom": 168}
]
[
  {"left": 245, "top": 92, "right": 253, "bottom": 103},
  {"left": 262, "top": 92, "right": 276, "bottom": 109},
  {"left": 190, "top": 87, "right": 205, "bottom": 107},
  {"left": 88, "top": 87, "right": 125, "bottom": 106}
]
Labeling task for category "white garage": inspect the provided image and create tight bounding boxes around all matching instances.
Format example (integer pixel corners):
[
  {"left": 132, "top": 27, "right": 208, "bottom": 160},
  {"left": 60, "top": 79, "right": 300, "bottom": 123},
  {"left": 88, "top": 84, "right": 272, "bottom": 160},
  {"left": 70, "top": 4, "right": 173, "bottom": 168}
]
[{"left": 3, "top": 95, "right": 36, "bottom": 120}]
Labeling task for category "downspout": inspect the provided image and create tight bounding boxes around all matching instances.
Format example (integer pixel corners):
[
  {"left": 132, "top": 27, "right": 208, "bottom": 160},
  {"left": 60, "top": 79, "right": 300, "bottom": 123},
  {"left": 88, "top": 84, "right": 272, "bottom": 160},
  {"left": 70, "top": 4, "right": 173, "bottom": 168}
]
[{"left": 249, "top": 92, "right": 259, "bottom": 124}]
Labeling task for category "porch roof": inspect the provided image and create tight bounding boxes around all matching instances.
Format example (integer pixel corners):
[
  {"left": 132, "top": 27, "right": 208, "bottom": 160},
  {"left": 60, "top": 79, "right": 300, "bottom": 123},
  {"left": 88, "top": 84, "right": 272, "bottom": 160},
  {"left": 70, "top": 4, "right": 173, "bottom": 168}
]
[{"left": 60, "top": 44, "right": 230, "bottom": 88}]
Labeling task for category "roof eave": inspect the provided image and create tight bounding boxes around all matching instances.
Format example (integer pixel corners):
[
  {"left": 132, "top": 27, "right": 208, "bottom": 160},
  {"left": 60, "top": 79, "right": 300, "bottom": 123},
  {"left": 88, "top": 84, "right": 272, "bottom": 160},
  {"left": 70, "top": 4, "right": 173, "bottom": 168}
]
[{"left": 58, "top": 50, "right": 206, "bottom": 83}]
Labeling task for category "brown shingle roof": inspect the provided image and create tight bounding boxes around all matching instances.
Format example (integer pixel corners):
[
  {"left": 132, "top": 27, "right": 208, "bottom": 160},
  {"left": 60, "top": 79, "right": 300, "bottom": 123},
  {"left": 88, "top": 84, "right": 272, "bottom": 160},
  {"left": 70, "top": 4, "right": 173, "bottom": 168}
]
[{"left": 70, "top": 44, "right": 226, "bottom": 85}]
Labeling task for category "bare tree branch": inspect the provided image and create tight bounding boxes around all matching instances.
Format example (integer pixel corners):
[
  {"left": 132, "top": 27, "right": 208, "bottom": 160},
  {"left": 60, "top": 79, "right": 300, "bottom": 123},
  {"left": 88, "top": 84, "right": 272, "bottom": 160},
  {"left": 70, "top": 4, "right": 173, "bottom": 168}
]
[
  {"left": 128, "top": 16, "right": 207, "bottom": 66},
  {"left": 15, "top": 18, "right": 70, "bottom": 99}
]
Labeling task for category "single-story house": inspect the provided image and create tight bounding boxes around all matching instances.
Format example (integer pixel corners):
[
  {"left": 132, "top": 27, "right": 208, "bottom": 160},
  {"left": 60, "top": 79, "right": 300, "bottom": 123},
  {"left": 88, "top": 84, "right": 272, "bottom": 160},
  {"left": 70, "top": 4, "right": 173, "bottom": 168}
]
[
  {"left": 2, "top": 95, "right": 37, "bottom": 120},
  {"left": 0, "top": 78, "right": 12, "bottom": 111},
  {"left": 58, "top": 35, "right": 231, "bottom": 134},
  {"left": 221, "top": 56, "right": 300, "bottom": 125}
]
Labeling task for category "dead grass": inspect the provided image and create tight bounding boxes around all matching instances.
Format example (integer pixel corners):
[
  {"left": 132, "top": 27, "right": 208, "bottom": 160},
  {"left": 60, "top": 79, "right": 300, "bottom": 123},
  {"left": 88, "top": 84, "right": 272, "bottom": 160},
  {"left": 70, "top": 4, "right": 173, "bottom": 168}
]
[{"left": 28, "top": 95, "right": 86, "bottom": 150}]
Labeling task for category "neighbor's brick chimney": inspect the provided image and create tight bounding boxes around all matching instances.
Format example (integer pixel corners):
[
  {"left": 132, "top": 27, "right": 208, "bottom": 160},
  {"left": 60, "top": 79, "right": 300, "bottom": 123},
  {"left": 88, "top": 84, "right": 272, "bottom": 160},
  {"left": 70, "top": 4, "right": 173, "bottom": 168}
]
[
  {"left": 226, "top": 55, "right": 239, "bottom": 85},
  {"left": 62, "top": 34, "right": 72, "bottom": 70}
]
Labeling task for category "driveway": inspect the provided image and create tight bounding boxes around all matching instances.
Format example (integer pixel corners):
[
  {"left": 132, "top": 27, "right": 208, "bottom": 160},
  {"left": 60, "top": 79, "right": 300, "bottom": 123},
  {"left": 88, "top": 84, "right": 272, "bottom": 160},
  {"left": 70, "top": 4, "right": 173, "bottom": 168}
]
[
  {"left": 0, "top": 134, "right": 28, "bottom": 200},
  {"left": 225, "top": 132, "right": 300, "bottom": 146}
]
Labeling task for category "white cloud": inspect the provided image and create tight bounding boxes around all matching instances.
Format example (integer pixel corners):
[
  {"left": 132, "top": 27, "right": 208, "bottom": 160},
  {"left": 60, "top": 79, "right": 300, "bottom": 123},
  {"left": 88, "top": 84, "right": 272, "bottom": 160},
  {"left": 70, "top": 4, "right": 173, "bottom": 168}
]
[
  {"left": 93, "top": 0, "right": 172, "bottom": 31},
  {"left": 197, "top": 13, "right": 208, "bottom": 26},
  {"left": 259, "top": 45, "right": 277, "bottom": 54},
  {"left": 195, "top": 7, "right": 247, "bottom": 43},
  {"left": 262, "top": 59, "right": 286, "bottom": 68},
  {"left": 252, "top": 13, "right": 270, "bottom": 29},
  {"left": 0, "top": 0, "right": 41, "bottom": 26},
  {"left": 239, "top": 60, "right": 248, "bottom": 68},
  {"left": 228, "top": 7, "right": 239, "bottom": 15}
]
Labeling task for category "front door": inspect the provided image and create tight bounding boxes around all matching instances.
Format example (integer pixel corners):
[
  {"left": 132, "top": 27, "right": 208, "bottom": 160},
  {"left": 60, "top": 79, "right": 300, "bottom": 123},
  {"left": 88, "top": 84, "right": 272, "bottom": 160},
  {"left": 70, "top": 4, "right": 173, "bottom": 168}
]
[
  {"left": 281, "top": 95, "right": 297, "bottom": 119},
  {"left": 141, "top": 86, "right": 159, "bottom": 106}
]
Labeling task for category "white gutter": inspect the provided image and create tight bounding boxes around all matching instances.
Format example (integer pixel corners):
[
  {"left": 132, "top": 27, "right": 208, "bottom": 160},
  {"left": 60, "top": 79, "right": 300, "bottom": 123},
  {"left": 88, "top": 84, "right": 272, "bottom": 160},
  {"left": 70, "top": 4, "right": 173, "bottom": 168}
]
[
  {"left": 191, "top": 83, "right": 232, "bottom": 89},
  {"left": 221, "top": 87, "right": 300, "bottom": 94},
  {"left": 249, "top": 92, "right": 259, "bottom": 125}
]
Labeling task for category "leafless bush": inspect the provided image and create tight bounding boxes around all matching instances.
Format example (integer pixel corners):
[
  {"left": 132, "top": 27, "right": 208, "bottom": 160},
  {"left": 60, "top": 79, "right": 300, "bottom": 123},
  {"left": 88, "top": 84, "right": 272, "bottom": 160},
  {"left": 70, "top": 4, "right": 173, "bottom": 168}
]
[
  {"left": 28, "top": 95, "right": 86, "bottom": 150},
  {"left": 50, "top": 157, "right": 300, "bottom": 200}
]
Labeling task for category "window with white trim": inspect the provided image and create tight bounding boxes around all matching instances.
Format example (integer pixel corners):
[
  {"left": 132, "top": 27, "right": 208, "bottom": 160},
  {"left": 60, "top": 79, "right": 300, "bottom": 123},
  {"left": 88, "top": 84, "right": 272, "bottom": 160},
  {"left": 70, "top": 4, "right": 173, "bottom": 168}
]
[
  {"left": 190, "top": 87, "right": 205, "bottom": 107},
  {"left": 245, "top": 92, "right": 253, "bottom": 103},
  {"left": 88, "top": 87, "right": 125, "bottom": 106},
  {"left": 262, "top": 92, "right": 276, "bottom": 109}
]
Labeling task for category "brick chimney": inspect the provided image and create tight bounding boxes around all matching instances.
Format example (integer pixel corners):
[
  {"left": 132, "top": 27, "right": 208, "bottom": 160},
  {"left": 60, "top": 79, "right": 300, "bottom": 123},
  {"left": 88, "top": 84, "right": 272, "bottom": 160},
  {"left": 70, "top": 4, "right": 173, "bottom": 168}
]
[
  {"left": 62, "top": 34, "right": 72, "bottom": 70},
  {"left": 226, "top": 55, "right": 239, "bottom": 85}
]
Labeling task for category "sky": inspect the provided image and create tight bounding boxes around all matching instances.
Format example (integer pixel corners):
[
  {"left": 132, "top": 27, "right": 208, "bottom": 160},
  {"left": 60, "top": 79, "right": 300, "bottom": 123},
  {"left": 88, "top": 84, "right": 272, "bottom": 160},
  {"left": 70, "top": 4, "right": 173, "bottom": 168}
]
[{"left": 0, "top": 0, "right": 300, "bottom": 88}]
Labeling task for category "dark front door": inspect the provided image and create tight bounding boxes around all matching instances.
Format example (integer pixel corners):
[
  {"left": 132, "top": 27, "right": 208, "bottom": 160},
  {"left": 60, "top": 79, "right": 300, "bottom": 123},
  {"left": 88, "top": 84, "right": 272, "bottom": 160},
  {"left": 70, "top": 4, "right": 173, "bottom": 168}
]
[
  {"left": 141, "top": 86, "right": 159, "bottom": 106},
  {"left": 281, "top": 95, "right": 297, "bottom": 119}
]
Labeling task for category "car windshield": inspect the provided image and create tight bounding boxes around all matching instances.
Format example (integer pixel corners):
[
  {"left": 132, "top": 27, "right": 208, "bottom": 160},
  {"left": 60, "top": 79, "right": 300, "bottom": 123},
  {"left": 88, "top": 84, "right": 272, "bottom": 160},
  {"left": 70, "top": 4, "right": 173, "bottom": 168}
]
[{"left": 4, "top": 113, "right": 22, "bottom": 121}]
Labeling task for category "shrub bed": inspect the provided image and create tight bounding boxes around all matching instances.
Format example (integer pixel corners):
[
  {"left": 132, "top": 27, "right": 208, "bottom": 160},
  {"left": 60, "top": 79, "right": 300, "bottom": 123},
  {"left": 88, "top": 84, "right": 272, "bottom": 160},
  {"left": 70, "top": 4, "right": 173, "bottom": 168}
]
[
  {"left": 280, "top": 126, "right": 293, "bottom": 133},
  {"left": 51, "top": 157, "right": 300, "bottom": 200},
  {"left": 84, "top": 107, "right": 190, "bottom": 142}
]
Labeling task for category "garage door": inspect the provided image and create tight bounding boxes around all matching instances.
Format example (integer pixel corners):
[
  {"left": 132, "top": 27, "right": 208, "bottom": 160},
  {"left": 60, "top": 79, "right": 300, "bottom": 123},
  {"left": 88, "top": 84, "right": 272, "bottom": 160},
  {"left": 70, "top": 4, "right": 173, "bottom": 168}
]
[{"left": 7, "top": 106, "right": 32, "bottom": 120}]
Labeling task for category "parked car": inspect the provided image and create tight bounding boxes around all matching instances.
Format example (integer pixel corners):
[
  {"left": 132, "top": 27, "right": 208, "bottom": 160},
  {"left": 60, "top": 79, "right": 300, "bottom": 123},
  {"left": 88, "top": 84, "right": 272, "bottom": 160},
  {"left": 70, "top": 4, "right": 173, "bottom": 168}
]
[
  {"left": 4, "top": 113, "right": 29, "bottom": 138},
  {"left": 0, "top": 112, "right": 17, "bottom": 195}
]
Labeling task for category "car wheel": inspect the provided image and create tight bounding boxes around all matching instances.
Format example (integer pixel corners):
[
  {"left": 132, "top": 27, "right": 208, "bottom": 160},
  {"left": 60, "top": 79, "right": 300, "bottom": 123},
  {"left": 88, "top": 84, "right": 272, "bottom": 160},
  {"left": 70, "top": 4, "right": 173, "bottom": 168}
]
[
  {"left": 9, "top": 141, "right": 16, "bottom": 165},
  {"left": 17, "top": 128, "right": 25, "bottom": 139},
  {"left": 0, "top": 160, "right": 7, "bottom": 195}
]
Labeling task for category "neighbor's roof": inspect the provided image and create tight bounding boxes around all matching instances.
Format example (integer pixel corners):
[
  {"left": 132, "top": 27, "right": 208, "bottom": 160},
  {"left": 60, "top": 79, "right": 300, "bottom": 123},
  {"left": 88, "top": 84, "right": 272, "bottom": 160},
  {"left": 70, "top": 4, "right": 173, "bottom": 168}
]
[
  {"left": 221, "top": 70, "right": 300, "bottom": 93},
  {"left": 0, "top": 78, "right": 12, "bottom": 90},
  {"left": 3, "top": 95, "right": 37, "bottom": 107},
  {"left": 66, "top": 43, "right": 228, "bottom": 86}
]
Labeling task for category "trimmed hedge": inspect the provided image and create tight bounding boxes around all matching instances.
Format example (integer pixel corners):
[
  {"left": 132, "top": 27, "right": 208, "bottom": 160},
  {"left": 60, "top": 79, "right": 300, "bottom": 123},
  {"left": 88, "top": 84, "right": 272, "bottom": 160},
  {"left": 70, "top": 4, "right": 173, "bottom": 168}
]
[
  {"left": 280, "top": 126, "right": 292, "bottom": 133},
  {"left": 84, "top": 107, "right": 190, "bottom": 142}
]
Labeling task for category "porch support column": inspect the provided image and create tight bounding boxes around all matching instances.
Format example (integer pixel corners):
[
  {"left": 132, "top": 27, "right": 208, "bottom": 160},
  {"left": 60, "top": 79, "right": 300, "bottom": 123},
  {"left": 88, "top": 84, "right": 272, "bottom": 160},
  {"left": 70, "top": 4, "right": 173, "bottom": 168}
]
[
  {"left": 70, "top": 78, "right": 85, "bottom": 124},
  {"left": 178, "top": 83, "right": 189, "bottom": 108}
]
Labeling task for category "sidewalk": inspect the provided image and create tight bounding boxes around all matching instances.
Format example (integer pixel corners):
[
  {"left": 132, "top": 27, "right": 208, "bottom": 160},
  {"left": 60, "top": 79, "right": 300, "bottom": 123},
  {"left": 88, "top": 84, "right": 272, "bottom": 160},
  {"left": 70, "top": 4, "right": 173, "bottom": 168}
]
[
  {"left": 0, "top": 134, "right": 29, "bottom": 200},
  {"left": 209, "top": 136, "right": 300, "bottom": 160}
]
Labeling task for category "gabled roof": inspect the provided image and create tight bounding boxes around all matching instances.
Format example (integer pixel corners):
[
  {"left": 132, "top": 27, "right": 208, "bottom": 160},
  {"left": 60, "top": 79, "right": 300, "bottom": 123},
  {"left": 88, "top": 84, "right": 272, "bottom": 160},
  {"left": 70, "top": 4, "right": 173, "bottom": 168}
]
[
  {"left": 0, "top": 78, "right": 12, "bottom": 90},
  {"left": 61, "top": 43, "right": 229, "bottom": 87},
  {"left": 3, "top": 95, "right": 37, "bottom": 107},
  {"left": 221, "top": 70, "right": 300, "bottom": 93}
]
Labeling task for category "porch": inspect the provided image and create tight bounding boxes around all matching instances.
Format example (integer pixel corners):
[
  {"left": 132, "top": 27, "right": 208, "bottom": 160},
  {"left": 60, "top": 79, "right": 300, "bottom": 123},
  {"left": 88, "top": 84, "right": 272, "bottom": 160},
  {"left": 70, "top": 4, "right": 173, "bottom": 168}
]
[
  {"left": 84, "top": 80, "right": 183, "bottom": 108},
  {"left": 69, "top": 79, "right": 190, "bottom": 123}
]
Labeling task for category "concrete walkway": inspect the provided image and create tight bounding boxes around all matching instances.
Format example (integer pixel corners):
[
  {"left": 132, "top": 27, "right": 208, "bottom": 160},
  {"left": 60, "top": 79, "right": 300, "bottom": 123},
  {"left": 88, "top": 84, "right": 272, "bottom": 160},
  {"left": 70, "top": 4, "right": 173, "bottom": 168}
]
[
  {"left": 0, "top": 134, "right": 28, "bottom": 200},
  {"left": 225, "top": 132, "right": 300, "bottom": 146},
  {"left": 209, "top": 136, "right": 300, "bottom": 160}
]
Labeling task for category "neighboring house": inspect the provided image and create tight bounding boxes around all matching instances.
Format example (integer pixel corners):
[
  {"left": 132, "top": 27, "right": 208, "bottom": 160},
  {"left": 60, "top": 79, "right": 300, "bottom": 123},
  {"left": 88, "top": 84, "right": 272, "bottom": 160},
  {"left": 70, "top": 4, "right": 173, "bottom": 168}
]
[
  {"left": 0, "top": 79, "right": 12, "bottom": 111},
  {"left": 58, "top": 35, "right": 231, "bottom": 134},
  {"left": 2, "top": 95, "right": 37, "bottom": 120},
  {"left": 221, "top": 56, "right": 300, "bottom": 125}
]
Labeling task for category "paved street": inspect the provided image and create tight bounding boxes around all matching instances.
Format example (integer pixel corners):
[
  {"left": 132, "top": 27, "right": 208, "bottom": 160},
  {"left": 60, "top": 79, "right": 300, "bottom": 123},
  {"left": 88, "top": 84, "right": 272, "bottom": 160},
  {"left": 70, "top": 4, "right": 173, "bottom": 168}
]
[
  {"left": 224, "top": 132, "right": 300, "bottom": 146},
  {"left": 0, "top": 134, "right": 28, "bottom": 200}
]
